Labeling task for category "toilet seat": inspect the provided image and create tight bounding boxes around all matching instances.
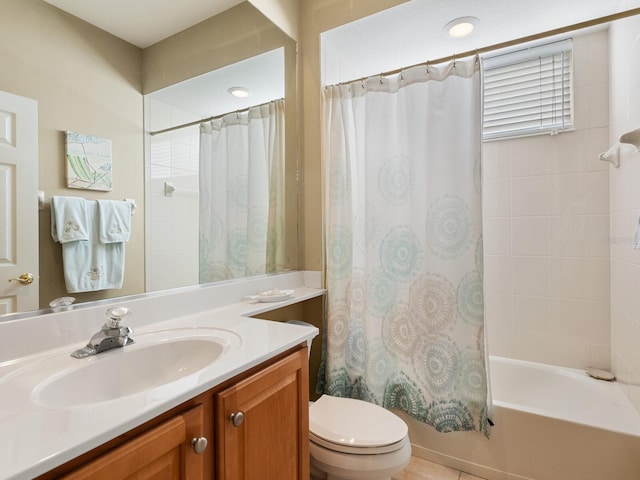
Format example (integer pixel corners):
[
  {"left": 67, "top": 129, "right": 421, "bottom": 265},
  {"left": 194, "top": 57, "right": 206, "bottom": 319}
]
[
  {"left": 309, "top": 395, "right": 408, "bottom": 455},
  {"left": 310, "top": 431, "right": 407, "bottom": 455}
]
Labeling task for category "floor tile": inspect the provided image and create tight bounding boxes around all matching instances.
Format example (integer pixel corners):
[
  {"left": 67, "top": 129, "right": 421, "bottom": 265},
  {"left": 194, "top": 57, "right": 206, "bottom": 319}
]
[
  {"left": 393, "top": 456, "right": 489, "bottom": 480},
  {"left": 393, "top": 456, "right": 461, "bottom": 480}
]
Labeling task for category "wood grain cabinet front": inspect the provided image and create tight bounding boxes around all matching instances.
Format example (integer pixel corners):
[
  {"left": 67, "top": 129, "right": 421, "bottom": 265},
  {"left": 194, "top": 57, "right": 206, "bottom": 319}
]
[
  {"left": 215, "top": 348, "right": 309, "bottom": 480},
  {"left": 60, "top": 403, "right": 207, "bottom": 480}
]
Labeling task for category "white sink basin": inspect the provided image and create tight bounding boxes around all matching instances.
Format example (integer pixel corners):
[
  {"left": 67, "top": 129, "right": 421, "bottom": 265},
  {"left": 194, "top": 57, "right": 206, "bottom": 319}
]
[{"left": 0, "top": 328, "right": 241, "bottom": 409}]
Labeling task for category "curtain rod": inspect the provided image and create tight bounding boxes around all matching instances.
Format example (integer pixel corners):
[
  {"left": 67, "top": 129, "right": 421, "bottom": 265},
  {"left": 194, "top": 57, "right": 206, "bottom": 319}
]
[
  {"left": 334, "top": 7, "right": 640, "bottom": 87},
  {"left": 149, "top": 98, "right": 283, "bottom": 136}
]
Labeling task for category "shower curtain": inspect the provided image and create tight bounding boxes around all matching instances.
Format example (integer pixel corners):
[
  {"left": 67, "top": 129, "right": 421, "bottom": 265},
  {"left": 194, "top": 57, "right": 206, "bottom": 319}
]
[
  {"left": 199, "top": 99, "right": 285, "bottom": 282},
  {"left": 323, "top": 58, "right": 490, "bottom": 435}
]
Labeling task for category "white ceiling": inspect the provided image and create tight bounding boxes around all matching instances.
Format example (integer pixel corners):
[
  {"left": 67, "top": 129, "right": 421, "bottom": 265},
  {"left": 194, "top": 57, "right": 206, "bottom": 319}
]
[
  {"left": 323, "top": 0, "right": 640, "bottom": 85},
  {"left": 43, "top": 0, "right": 244, "bottom": 48},
  {"left": 147, "top": 48, "right": 285, "bottom": 131},
  {"left": 43, "top": 0, "right": 640, "bottom": 54},
  {"left": 42, "top": 0, "right": 640, "bottom": 125}
]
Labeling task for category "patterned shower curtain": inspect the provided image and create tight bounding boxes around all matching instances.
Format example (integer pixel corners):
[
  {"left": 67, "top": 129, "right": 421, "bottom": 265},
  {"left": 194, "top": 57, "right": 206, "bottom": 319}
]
[
  {"left": 322, "top": 58, "right": 490, "bottom": 435},
  {"left": 199, "top": 99, "right": 285, "bottom": 282}
]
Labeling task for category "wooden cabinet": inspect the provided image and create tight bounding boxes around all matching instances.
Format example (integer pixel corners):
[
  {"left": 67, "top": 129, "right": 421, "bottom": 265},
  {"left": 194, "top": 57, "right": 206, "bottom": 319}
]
[
  {"left": 215, "top": 347, "right": 309, "bottom": 480},
  {"left": 38, "top": 346, "right": 308, "bottom": 480},
  {"left": 59, "top": 404, "right": 207, "bottom": 480}
]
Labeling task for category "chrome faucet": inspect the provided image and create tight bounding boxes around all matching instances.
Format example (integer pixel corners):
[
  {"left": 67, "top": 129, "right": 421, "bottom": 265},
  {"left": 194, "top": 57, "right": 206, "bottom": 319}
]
[{"left": 71, "top": 307, "right": 135, "bottom": 359}]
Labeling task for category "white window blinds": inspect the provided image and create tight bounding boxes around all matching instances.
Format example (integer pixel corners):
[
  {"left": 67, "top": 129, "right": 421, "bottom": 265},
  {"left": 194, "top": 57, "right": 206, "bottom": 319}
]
[{"left": 483, "top": 39, "right": 573, "bottom": 140}]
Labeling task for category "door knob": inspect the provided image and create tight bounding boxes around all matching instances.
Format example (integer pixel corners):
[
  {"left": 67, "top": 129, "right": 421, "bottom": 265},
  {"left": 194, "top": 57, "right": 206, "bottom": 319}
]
[
  {"left": 8, "top": 273, "right": 34, "bottom": 285},
  {"left": 229, "top": 411, "right": 244, "bottom": 427},
  {"left": 191, "top": 436, "right": 208, "bottom": 454}
]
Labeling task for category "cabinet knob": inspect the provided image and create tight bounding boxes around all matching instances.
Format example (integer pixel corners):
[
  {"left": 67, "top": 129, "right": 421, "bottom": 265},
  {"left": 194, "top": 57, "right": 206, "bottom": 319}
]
[
  {"left": 191, "top": 436, "right": 208, "bottom": 454},
  {"left": 229, "top": 411, "right": 244, "bottom": 427}
]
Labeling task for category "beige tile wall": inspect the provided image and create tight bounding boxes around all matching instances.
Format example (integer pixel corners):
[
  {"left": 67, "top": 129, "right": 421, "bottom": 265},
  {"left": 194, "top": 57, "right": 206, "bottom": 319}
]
[
  {"left": 609, "top": 13, "right": 640, "bottom": 413},
  {"left": 483, "top": 30, "right": 612, "bottom": 370}
]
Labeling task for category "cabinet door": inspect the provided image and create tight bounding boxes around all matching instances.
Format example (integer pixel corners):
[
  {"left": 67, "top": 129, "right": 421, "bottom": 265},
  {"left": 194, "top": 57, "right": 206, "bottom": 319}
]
[
  {"left": 216, "top": 348, "right": 309, "bottom": 480},
  {"left": 61, "top": 404, "right": 207, "bottom": 480}
]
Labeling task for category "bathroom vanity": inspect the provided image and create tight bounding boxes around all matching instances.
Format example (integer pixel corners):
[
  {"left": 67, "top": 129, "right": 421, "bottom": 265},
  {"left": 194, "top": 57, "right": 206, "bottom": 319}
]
[
  {"left": 37, "top": 346, "right": 309, "bottom": 479},
  {"left": 0, "top": 272, "right": 321, "bottom": 480}
]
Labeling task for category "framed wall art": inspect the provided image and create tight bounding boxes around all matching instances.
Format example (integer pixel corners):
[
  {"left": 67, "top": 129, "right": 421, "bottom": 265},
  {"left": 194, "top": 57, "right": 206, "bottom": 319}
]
[{"left": 65, "top": 131, "right": 113, "bottom": 191}]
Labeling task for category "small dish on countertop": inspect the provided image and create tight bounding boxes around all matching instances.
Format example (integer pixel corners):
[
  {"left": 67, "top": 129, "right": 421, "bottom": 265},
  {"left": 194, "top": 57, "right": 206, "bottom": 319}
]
[{"left": 246, "top": 289, "right": 294, "bottom": 303}]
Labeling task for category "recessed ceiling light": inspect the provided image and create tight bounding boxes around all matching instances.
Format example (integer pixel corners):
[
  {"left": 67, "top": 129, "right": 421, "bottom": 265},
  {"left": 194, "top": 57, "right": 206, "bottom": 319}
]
[
  {"left": 445, "top": 17, "right": 478, "bottom": 38},
  {"left": 228, "top": 87, "right": 249, "bottom": 98}
]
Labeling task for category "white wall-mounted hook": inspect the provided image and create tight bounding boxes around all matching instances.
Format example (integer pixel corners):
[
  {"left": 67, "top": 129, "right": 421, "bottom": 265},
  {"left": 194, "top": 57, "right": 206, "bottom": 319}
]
[
  {"left": 164, "top": 181, "right": 176, "bottom": 197},
  {"left": 599, "top": 144, "right": 620, "bottom": 168}
]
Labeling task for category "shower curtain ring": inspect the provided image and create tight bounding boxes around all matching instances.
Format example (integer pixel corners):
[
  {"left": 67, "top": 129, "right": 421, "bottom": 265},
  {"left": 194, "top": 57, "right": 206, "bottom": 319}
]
[{"left": 453, "top": 54, "right": 457, "bottom": 69}]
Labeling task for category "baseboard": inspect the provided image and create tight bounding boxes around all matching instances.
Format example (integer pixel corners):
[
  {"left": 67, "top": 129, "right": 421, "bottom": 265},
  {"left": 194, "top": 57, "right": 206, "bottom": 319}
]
[{"left": 409, "top": 443, "right": 534, "bottom": 480}]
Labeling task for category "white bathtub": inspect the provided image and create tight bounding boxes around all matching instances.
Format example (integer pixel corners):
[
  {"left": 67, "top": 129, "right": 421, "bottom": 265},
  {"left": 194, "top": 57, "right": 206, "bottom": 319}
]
[
  {"left": 490, "top": 356, "right": 640, "bottom": 437},
  {"left": 400, "top": 356, "right": 640, "bottom": 480}
]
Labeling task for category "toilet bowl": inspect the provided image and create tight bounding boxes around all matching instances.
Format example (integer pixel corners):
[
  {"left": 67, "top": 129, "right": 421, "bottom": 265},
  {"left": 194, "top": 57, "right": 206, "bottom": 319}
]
[
  {"left": 284, "top": 320, "right": 411, "bottom": 479},
  {"left": 309, "top": 394, "right": 411, "bottom": 480}
]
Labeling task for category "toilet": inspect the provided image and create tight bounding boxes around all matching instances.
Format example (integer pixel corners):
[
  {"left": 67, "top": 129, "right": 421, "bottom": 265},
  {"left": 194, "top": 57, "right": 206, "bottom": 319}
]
[
  {"left": 309, "top": 394, "right": 411, "bottom": 480},
  {"left": 286, "top": 320, "right": 411, "bottom": 479}
]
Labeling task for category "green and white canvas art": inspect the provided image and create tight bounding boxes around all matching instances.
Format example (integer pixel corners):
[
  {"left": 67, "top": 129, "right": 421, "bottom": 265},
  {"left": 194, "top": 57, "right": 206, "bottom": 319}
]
[{"left": 65, "top": 131, "right": 112, "bottom": 191}]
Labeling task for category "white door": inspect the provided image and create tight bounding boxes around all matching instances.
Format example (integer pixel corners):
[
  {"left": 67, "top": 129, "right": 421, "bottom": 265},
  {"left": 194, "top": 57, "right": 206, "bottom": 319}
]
[{"left": 0, "top": 90, "right": 39, "bottom": 315}]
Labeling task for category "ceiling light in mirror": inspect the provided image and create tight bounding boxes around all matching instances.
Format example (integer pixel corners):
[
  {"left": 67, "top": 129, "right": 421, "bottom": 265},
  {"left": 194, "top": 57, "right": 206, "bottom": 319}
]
[
  {"left": 228, "top": 87, "right": 250, "bottom": 98},
  {"left": 445, "top": 17, "right": 478, "bottom": 38}
]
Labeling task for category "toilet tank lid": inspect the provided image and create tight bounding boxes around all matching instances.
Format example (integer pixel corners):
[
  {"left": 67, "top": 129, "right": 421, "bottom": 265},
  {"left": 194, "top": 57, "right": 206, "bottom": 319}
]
[{"left": 309, "top": 395, "right": 408, "bottom": 447}]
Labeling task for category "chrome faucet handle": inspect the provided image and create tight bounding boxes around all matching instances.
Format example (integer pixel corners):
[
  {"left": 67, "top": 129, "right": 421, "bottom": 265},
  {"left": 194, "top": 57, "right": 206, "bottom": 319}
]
[
  {"left": 105, "top": 306, "right": 130, "bottom": 328},
  {"left": 71, "top": 307, "right": 133, "bottom": 359}
]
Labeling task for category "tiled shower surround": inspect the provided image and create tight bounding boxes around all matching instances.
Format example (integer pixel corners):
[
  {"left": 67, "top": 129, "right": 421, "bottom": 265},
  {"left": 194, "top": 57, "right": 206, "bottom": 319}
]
[
  {"left": 483, "top": 29, "right": 612, "bottom": 370},
  {"left": 484, "top": 19, "right": 640, "bottom": 415}
]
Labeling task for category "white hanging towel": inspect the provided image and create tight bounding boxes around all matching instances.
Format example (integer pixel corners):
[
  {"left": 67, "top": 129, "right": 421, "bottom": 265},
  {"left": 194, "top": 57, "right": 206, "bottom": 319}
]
[
  {"left": 51, "top": 196, "right": 129, "bottom": 293},
  {"left": 50, "top": 196, "right": 89, "bottom": 243},
  {"left": 97, "top": 200, "right": 131, "bottom": 243}
]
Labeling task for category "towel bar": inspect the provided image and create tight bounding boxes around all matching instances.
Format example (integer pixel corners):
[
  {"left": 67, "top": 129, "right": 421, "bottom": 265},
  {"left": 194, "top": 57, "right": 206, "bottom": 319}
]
[{"left": 38, "top": 192, "right": 136, "bottom": 214}]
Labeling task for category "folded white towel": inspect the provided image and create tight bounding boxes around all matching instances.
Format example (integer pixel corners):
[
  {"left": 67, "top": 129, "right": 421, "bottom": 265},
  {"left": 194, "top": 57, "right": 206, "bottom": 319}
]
[
  {"left": 50, "top": 196, "right": 89, "bottom": 244},
  {"left": 97, "top": 200, "right": 131, "bottom": 243},
  {"left": 60, "top": 201, "right": 127, "bottom": 293}
]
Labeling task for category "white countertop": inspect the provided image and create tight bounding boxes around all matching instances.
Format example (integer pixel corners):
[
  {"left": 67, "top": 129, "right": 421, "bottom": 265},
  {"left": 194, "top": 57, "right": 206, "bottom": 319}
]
[{"left": 0, "top": 273, "right": 322, "bottom": 480}]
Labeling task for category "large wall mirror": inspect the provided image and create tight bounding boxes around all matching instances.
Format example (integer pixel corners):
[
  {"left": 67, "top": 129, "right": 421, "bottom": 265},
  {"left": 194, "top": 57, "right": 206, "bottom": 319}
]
[
  {"left": 145, "top": 46, "right": 295, "bottom": 292},
  {"left": 0, "top": 0, "right": 298, "bottom": 319},
  {"left": 142, "top": 2, "right": 298, "bottom": 294}
]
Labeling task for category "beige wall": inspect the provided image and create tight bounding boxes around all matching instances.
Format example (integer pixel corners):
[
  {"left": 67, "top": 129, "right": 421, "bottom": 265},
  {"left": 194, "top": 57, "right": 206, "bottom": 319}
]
[
  {"left": 142, "top": 2, "right": 291, "bottom": 94},
  {"left": 298, "top": 0, "right": 410, "bottom": 272},
  {"left": 0, "top": 0, "right": 144, "bottom": 307},
  {"left": 249, "top": 0, "right": 299, "bottom": 41}
]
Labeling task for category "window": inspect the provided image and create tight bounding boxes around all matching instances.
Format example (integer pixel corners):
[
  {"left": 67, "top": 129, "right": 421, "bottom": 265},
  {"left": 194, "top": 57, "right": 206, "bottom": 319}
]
[{"left": 483, "top": 39, "right": 573, "bottom": 140}]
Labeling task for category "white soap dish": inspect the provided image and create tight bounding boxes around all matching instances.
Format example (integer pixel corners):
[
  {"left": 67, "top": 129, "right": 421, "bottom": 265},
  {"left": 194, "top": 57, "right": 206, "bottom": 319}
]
[
  {"left": 246, "top": 289, "right": 294, "bottom": 303},
  {"left": 586, "top": 368, "right": 616, "bottom": 381}
]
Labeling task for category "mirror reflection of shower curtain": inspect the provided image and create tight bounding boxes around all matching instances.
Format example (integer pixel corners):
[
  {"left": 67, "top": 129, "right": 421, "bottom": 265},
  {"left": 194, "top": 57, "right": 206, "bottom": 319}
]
[
  {"left": 322, "top": 58, "right": 490, "bottom": 436},
  {"left": 199, "top": 99, "right": 285, "bottom": 282}
]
